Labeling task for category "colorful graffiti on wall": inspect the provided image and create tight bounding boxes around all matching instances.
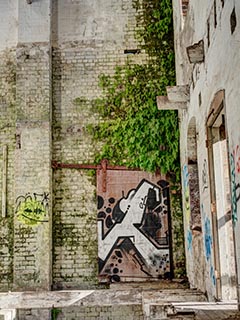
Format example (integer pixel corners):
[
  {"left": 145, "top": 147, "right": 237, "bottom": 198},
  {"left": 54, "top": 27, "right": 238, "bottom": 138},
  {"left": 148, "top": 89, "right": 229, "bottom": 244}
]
[
  {"left": 202, "top": 204, "right": 216, "bottom": 286},
  {"left": 16, "top": 192, "right": 49, "bottom": 226},
  {"left": 187, "top": 229, "right": 192, "bottom": 251},
  {"left": 230, "top": 145, "right": 240, "bottom": 224},
  {"left": 183, "top": 164, "right": 190, "bottom": 222},
  {"left": 204, "top": 216, "right": 212, "bottom": 262},
  {"left": 97, "top": 174, "right": 171, "bottom": 283},
  {"left": 183, "top": 164, "right": 192, "bottom": 251}
]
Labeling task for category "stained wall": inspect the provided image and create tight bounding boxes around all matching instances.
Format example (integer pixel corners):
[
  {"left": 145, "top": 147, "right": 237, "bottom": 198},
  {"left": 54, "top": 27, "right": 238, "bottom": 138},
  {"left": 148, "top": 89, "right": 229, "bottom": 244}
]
[{"left": 173, "top": 0, "right": 240, "bottom": 300}]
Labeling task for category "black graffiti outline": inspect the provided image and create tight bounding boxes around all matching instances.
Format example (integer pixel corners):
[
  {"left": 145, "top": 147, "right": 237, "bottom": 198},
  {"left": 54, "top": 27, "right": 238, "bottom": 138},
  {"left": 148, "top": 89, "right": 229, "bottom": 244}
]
[
  {"left": 98, "top": 179, "right": 170, "bottom": 245},
  {"left": 202, "top": 159, "right": 208, "bottom": 192},
  {"left": 97, "top": 188, "right": 133, "bottom": 240},
  {"left": 98, "top": 236, "right": 152, "bottom": 280},
  {"left": 98, "top": 179, "right": 167, "bottom": 240},
  {"left": 134, "top": 180, "right": 170, "bottom": 249},
  {"left": 235, "top": 183, "right": 240, "bottom": 203},
  {"left": 97, "top": 179, "right": 150, "bottom": 240}
]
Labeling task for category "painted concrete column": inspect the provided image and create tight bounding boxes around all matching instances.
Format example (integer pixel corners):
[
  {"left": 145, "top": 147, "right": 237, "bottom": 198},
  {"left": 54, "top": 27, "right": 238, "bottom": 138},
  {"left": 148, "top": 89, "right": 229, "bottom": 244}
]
[{"left": 13, "top": 0, "right": 52, "bottom": 290}]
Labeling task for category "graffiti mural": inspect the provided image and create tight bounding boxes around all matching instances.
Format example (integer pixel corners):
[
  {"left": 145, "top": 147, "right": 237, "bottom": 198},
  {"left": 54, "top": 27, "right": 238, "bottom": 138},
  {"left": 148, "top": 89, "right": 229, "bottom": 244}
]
[
  {"left": 230, "top": 145, "right": 240, "bottom": 224},
  {"left": 97, "top": 171, "right": 171, "bottom": 283},
  {"left": 16, "top": 192, "right": 49, "bottom": 226}
]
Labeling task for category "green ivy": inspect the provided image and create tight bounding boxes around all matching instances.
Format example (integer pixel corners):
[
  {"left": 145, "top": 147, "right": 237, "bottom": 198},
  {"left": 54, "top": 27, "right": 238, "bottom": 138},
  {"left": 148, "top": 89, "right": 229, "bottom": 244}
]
[{"left": 89, "top": 0, "right": 179, "bottom": 179}]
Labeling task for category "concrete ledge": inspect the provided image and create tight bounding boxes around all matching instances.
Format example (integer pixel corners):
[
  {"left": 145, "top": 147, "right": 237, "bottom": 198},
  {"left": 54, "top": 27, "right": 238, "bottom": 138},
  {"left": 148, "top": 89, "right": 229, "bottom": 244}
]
[
  {"left": 157, "top": 96, "right": 187, "bottom": 110},
  {"left": 166, "top": 86, "right": 190, "bottom": 103}
]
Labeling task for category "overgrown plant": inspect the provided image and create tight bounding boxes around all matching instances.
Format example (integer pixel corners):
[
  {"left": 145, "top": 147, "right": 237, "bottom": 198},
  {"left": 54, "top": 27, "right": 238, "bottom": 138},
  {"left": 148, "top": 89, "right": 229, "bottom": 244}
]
[
  {"left": 90, "top": 0, "right": 179, "bottom": 179},
  {"left": 51, "top": 307, "right": 62, "bottom": 320}
]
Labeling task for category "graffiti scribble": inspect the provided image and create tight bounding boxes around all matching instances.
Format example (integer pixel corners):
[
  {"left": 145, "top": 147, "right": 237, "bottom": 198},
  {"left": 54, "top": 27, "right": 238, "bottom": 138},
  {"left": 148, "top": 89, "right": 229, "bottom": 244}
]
[
  {"left": 230, "top": 147, "right": 240, "bottom": 224},
  {"left": 202, "top": 159, "right": 208, "bottom": 192}
]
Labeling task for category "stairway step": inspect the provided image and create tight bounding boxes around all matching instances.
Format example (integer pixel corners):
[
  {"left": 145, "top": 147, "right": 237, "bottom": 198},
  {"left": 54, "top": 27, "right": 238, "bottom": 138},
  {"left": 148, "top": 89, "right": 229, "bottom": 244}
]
[{"left": 167, "top": 309, "right": 195, "bottom": 319}]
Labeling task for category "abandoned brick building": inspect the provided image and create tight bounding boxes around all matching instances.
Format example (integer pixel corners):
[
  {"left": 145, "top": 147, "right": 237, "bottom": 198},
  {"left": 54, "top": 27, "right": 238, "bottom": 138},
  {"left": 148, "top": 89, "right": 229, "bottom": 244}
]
[
  {"left": 0, "top": 0, "right": 184, "bottom": 293},
  {"left": 0, "top": 0, "right": 240, "bottom": 319}
]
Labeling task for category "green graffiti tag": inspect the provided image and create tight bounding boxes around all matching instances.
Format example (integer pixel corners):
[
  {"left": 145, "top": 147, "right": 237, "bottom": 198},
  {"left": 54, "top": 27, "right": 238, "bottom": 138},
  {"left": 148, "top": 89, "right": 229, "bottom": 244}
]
[{"left": 16, "top": 193, "right": 49, "bottom": 226}]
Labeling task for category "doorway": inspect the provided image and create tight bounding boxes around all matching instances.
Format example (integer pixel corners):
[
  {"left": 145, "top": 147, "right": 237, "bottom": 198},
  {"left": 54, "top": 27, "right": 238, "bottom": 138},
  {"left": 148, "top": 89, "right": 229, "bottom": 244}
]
[
  {"left": 97, "top": 167, "right": 172, "bottom": 283},
  {"left": 207, "top": 90, "right": 236, "bottom": 300}
]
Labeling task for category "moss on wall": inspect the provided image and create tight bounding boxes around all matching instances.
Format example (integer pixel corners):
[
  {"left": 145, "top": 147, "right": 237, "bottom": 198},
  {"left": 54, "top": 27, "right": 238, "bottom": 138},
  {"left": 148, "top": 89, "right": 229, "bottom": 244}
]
[
  {"left": 0, "top": 49, "right": 16, "bottom": 291},
  {"left": 170, "top": 185, "right": 186, "bottom": 278}
]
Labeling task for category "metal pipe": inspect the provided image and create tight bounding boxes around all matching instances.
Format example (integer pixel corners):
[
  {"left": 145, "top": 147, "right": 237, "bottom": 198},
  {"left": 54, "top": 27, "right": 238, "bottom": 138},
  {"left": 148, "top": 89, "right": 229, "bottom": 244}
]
[{"left": 51, "top": 160, "right": 141, "bottom": 171}]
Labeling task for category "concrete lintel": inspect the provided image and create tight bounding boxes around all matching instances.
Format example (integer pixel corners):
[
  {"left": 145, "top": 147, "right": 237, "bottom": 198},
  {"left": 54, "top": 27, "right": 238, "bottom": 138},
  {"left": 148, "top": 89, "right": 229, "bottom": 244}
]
[
  {"left": 166, "top": 85, "right": 190, "bottom": 103},
  {"left": 186, "top": 40, "right": 204, "bottom": 63},
  {"left": 157, "top": 96, "right": 187, "bottom": 110}
]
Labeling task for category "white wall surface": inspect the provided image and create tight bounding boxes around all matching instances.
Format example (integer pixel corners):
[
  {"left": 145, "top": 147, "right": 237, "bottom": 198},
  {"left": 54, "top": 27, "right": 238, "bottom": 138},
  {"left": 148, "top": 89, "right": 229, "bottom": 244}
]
[
  {"left": 52, "top": 0, "right": 135, "bottom": 47},
  {"left": 18, "top": 0, "right": 51, "bottom": 43},
  {"left": 0, "top": 0, "right": 18, "bottom": 51}
]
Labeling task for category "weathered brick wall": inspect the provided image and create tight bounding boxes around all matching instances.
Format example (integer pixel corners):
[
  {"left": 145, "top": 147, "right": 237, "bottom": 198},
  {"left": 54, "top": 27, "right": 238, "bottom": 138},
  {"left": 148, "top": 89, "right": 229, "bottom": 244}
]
[
  {"left": 17, "top": 305, "right": 144, "bottom": 320},
  {"left": 13, "top": 42, "right": 52, "bottom": 290},
  {"left": 51, "top": 0, "right": 147, "bottom": 289},
  {"left": 170, "top": 188, "right": 186, "bottom": 278},
  {"left": 17, "top": 309, "right": 50, "bottom": 320},
  {"left": 0, "top": 49, "right": 16, "bottom": 291},
  {"left": 58, "top": 305, "right": 144, "bottom": 320},
  {"left": 0, "top": 0, "right": 185, "bottom": 292}
]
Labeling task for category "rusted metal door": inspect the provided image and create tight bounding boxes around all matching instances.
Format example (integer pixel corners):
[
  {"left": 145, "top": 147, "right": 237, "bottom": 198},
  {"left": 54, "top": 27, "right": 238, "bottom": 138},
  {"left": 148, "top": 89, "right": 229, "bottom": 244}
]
[{"left": 97, "top": 165, "right": 172, "bottom": 283}]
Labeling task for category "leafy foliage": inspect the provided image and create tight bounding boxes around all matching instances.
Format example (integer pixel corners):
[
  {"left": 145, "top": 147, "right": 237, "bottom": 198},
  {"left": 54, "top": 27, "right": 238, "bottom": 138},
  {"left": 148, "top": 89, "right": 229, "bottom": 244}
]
[
  {"left": 51, "top": 307, "right": 62, "bottom": 320},
  {"left": 90, "top": 0, "right": 179, "bottom": 179}
]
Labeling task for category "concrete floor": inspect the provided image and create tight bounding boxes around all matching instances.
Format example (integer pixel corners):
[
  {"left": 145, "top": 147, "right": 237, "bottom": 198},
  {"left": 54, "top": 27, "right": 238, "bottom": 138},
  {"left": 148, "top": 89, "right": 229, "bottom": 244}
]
[
  {"left": 0, "top": 281, "right": 239, "bottom": 319},
  {"left": 173, "top": 301, "right": 240, "bottom": 319}
]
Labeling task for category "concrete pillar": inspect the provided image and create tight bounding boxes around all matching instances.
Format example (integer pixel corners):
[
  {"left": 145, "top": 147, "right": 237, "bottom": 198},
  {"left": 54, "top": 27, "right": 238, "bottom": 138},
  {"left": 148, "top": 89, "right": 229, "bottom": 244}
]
[{"left": 13, "top": 0, "right": 52, "bottom": 290}]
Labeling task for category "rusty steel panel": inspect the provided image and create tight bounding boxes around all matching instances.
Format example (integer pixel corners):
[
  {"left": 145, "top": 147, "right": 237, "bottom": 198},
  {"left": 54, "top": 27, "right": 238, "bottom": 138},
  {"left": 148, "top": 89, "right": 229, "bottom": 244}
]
[{"left": 97, "top": 169, "right": 171, "bottom": 283}]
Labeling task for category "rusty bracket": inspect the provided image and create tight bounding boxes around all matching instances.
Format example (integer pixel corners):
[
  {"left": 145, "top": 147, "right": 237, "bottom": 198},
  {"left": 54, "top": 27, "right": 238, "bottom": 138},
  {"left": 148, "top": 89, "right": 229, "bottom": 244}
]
[{"left": 101, "top": 159, "right": 107, "bottom": 193}]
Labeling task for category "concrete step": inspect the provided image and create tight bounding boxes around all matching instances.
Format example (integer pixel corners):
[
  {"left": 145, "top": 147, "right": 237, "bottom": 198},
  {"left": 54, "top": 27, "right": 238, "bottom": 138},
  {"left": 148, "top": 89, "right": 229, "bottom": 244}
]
[
  {"left": 110, "top": 279, "right": 188, "bottom": 291},
  {"left": 2, "top": 287, "right": 239, "bottom": 320},
  {"left": 147, "top": 304, "right": 196, "bottom": 320},
  {"left": 167, "top": 309, "right": 195, "bottom": 319}
]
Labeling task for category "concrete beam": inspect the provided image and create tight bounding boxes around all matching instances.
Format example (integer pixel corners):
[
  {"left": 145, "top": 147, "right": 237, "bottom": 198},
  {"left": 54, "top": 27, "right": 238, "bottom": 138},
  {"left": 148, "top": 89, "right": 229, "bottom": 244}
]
[
  {"left": 186, "top": 40, "right": 204, "bottom": 63},
  {"left": 157, "top": 96, "right": 187, "bottom": 110},
  {"left": 166, "top": 85, "right": 190, "bottom": 103}
]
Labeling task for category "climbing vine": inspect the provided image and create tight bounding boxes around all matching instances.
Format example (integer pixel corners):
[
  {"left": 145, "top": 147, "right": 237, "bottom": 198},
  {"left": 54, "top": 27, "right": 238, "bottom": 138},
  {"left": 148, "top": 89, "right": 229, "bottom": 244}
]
[{"left": 89, "top": 0, "right": 179, "bottom": 179}]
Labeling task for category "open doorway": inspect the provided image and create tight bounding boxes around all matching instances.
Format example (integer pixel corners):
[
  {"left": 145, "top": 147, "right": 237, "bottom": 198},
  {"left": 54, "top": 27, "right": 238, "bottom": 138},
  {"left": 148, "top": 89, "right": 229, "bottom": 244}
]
[
  {"left": 186, "top": 117, "right": 205, "bottom": 291},
  {"left": 207, "top": 90, "right": 236, "bottom": 300}
]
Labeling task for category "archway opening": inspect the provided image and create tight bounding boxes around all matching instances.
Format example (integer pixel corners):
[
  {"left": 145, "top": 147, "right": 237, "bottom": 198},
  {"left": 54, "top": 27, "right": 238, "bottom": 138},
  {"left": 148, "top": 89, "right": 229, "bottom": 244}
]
[{"left": 187, "top": 117, "right": 202, "bottom": 231}]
